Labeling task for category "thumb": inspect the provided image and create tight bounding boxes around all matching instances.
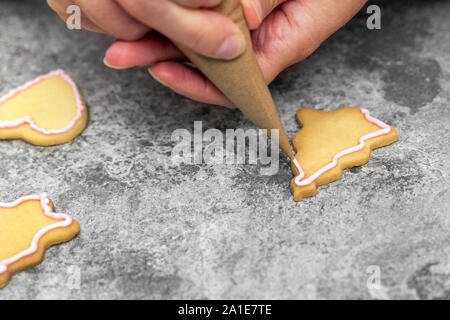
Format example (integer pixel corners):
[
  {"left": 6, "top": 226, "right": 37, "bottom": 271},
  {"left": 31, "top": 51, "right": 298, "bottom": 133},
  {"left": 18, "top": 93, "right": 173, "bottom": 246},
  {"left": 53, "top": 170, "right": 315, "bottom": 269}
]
[
  {"left": 116, "top": 0, "right": 247, "bottom": 60},
  {"left": 241, "top": 0, "right": 287, "bottom": 30}
]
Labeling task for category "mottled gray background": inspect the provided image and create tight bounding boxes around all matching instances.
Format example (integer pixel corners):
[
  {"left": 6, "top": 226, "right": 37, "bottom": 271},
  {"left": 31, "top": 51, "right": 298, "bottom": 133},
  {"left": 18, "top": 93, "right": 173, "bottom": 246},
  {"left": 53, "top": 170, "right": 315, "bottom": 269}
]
[{"left": 0, "top": 0, "right": 449, "bottom": 299}]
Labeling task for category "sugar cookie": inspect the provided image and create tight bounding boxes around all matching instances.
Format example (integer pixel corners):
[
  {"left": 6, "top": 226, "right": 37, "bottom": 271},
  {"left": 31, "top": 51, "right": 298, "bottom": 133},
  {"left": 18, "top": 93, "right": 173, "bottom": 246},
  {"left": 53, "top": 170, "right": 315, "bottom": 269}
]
[
  {"left": 0, "top": 70, "right": 87, "bottom": 146},
  {"left": 0, "top": 193, "right": 79, "bottom": 288},
  {"left": 290, "top": 106, "right": 398, "bottom": 201}
]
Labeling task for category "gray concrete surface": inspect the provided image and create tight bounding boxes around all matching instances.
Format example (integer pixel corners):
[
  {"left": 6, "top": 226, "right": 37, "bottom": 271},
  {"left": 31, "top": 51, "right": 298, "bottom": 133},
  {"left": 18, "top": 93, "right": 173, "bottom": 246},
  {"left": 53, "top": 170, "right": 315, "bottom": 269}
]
[{"left": 0, "top": 0, "right": 449, "bottom": 299}]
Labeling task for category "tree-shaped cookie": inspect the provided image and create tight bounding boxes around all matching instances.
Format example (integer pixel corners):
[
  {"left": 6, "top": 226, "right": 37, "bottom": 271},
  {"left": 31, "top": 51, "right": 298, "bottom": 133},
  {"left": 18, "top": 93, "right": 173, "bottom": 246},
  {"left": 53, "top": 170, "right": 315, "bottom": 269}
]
[
  {"left": 290, "top": 106, "right": 398, "bottom": 201},
  {"left": 0, "top": 193, "right": 79, "bottom": 288},
  {"left": 0, "top": 70, "right": 87, "bottom": 146}
]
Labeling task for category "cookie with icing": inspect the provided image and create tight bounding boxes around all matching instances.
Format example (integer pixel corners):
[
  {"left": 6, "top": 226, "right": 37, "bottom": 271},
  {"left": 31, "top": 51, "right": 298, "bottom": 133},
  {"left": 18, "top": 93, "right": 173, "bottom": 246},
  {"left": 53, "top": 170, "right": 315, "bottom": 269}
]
[
  {"left": 0, "top": 193, "right": 79, "bottom": 288},
  {"left": 0, "top": 70, "right": 87, "bottom": 146},
  {"left": 290, "top": 106, "right": 398, "bottom": 201}
]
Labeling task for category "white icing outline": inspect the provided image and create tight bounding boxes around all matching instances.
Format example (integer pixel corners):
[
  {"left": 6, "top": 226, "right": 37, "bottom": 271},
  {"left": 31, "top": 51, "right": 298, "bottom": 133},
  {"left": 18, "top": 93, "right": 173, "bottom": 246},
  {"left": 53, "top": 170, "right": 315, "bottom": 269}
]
[
  {"left": 0, "top": 193, "right": 73, "bottom": 275},
  {"left": 293, "top": 109, "right": 392, "bottom": 187},
  {"left": 0, "top": 70, "right": 84, "bottom": 135}
]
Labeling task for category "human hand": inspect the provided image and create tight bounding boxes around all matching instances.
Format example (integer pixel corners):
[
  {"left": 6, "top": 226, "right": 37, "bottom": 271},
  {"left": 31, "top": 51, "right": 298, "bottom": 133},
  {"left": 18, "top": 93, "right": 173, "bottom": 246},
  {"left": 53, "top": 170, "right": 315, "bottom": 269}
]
[
  {"left": 104, "top": 0, "right": 367, "bottom": 108},
  {"left": 47, "top": 0, "right": 246, "bottom": 59}
]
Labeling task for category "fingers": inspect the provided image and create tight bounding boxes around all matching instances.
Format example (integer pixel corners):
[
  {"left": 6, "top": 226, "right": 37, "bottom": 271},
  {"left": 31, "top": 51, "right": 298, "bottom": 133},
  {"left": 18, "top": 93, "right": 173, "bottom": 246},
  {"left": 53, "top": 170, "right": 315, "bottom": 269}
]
[
  {"left": 74, "top": 0, "right": 149, "bottom": 40},
  {"left": 149, "top": 61, "right": 234, "bottom": 108},
  {"left": 253, "top": 0, "right": 367, "bottom": 70},
  {"left": 49, "top": 0, "right": 245, "bottom": 59},
  {"left": 115, "top": 0, "right": 246, "bottom": 59},
  {"left": 104, "top": 37, "right": 235, "bottom": 107},
  {"left": 171, "top": 0, "right": 222, "bottom": 8},
  {"left": 47, "top": 0, "right": 104, "bottom": 33},
  {"left": 104, "top": 34, "right": 184, "bottom": 69},
  {"left": 241, "top": 0, "right": 287, "bottom": 30}
]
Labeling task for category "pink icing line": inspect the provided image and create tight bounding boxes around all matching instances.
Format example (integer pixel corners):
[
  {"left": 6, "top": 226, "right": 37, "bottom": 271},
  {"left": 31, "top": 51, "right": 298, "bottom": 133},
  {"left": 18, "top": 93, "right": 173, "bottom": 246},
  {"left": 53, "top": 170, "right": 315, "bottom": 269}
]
[
  {"left": 293, "top": 108, "right": 392, "bottom": 187},
  {"left": 0, "top": 193, "right": 73, "bottom": 275},
  {"left": 0, "top": 69, "right": 84, "bottom": 135}
]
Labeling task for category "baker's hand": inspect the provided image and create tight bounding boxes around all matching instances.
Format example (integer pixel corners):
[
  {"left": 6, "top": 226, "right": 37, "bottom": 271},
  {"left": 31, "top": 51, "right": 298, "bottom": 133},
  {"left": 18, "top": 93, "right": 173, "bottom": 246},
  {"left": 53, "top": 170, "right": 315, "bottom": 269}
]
[
  {"left": 47, "top": 0, "right": 246, "bottom": 59},
  {"left": 104, "top": 0, "right": 367, "bottom": 108}
]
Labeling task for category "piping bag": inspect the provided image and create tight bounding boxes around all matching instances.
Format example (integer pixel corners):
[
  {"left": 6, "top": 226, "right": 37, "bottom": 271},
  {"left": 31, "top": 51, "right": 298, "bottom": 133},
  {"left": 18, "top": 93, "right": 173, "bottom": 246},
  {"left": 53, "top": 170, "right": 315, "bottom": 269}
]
[{"left": 173, "top": 0, "right": 295, "bottom": 160}]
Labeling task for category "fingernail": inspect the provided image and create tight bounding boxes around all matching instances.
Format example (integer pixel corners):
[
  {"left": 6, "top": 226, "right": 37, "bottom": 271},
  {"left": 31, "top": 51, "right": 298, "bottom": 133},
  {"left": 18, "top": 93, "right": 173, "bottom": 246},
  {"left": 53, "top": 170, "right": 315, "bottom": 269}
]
[
  {"left": 214, "top": 33, "right": 246, "bottom": 60},
  {"left": 103, "top": 57, "right": 128, "bottom": 70},
  {"left": 148, "top": 68, "right": 168, "bottom": 87}
]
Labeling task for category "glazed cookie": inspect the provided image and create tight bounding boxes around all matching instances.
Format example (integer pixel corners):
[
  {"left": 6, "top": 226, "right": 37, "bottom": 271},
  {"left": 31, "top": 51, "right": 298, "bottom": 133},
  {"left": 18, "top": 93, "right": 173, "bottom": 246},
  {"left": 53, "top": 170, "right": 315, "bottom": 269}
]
[
  {"left": 0, "top": 193, "right": 79, "bottom": 288},
  {"left": 291, "top": 106, "right": 398, "bottom": 201},
  {"left": 0, "top": 70, "right": 87, "bottom": 146}
]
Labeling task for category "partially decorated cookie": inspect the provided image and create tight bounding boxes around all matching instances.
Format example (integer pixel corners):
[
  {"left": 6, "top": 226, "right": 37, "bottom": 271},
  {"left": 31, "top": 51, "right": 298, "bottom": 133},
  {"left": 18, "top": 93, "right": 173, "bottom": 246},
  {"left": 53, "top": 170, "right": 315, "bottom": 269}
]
[
  {"left": 0, "top": 193, "right": 79, "bottom": 288},
  {"left": 0, "top": 70, "right": 87, "bottom": 146},
  {"left": 290, "top": 106, "right": 398, "bottom": 201}
]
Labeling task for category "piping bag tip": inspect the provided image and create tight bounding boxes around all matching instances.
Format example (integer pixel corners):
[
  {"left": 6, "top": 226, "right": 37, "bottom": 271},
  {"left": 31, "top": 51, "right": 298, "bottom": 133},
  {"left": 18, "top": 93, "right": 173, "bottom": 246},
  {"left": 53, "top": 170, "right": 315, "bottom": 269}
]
[
  {"left": 278, "top": 131, "right": 296, "bottom": 160},
  {"left": 286, "top": 148, "right": 296, "bottom": 161}
]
